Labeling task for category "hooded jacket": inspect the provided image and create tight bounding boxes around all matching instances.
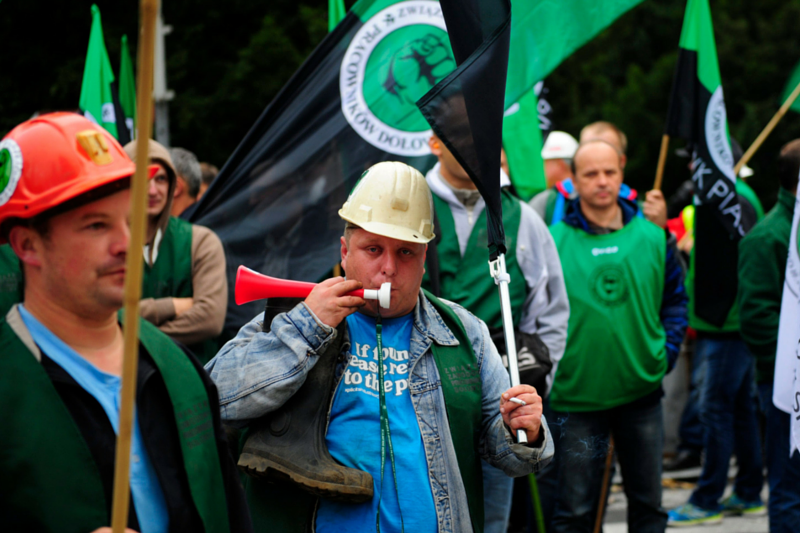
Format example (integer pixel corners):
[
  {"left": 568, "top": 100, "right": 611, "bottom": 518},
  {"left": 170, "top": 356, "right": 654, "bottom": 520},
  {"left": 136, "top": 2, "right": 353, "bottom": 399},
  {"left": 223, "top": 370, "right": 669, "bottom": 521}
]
[{"left": 123, "top": 140, "right": 227, "bottom": 360}]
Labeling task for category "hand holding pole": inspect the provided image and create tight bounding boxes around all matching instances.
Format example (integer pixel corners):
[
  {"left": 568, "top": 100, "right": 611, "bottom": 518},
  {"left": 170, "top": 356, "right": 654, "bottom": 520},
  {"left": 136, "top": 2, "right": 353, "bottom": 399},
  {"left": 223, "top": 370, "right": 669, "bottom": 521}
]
[{"left": 490, "top": 254, "right": 527, "bottom": 444}]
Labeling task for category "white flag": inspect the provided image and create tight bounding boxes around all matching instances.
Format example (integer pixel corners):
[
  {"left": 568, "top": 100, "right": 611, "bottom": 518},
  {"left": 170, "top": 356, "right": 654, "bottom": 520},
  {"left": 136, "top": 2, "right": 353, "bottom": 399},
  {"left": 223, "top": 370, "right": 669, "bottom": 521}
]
[{"left": 774, "top": 174, "right": 800, "bottom": 455}]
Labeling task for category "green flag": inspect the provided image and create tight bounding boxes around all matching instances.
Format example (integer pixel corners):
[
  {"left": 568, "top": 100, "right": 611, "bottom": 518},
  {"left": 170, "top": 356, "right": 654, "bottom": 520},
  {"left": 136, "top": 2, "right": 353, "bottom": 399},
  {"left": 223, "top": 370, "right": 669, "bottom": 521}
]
[
  {"left": 502, "top": 87, "right": 546, "bottom": 200},
  {"left": 782, "top": 59, "right": 800, "bottom": 114},
  {"left": 664, "top": 0, "right": 741, "bottom": 237},
  {"left": 119, "top": 34, "right": 136, "bottom": 139},
  {"left": 329, "top": 0, "right": 347, "bottom": 32},
  {"left": 500, "top": 0, "right": 645, "bottom": 200},
  {"left": 79, "top": 4, "right": 118, "bottom": 139},
  {"left": 504, "top": 0, "right": 645, "bottom": 108},
  {"left": 664, "top": 0, "right": 742, "bottom": 328}
]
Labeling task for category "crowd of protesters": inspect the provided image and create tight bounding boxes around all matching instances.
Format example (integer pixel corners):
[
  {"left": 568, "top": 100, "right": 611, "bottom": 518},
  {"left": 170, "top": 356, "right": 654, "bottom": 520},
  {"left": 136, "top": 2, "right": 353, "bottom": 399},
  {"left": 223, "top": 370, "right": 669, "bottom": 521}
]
[{"left": 1, "top": 109, "right": 798, "bottom": 533}]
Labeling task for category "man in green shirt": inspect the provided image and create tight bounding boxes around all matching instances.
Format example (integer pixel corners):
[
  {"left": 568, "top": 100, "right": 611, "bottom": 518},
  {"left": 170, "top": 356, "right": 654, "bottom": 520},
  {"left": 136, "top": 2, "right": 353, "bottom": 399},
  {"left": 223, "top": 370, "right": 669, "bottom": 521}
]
[
  {"left": 549, "top": 140, "right": 688, "bottom": 533},
  {"left": 738, "top": 139, "right": 800, "bottom": 533}
]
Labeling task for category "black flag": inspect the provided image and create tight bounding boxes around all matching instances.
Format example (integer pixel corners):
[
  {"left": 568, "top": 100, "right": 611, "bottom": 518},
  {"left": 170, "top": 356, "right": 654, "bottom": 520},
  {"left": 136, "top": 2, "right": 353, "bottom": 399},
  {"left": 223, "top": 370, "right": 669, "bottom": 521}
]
[
  {"left": 187, "top": 1, "right": 459, "bottom": 337},
  {"left": 417, "top": 0, "right": 511, "bottom": 259},
  {"left": 663, "top": 0, "right": 742, "bottom": 326}
]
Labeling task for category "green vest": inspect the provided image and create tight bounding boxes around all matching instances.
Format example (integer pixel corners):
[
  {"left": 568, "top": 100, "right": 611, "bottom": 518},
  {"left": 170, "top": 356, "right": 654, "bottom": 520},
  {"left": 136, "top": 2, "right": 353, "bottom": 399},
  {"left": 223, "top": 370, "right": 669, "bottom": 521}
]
[
  {"left": 0, "top": 244, "right": 22, "bottom": 317},
  {"left": 424, "top": 190, "right": 527, "bottom": 328},
  {"left": 142, "top": 217, "right": 218, "bottom": 363},
  {"left": 0, "top": 311, "right": 230, "bottom": 532},
  {"left": 245, "top": 292, "right": 485, "bottom": 533},
  {"left": 550, "top": 217, "right": 667, "bottom": 412}
]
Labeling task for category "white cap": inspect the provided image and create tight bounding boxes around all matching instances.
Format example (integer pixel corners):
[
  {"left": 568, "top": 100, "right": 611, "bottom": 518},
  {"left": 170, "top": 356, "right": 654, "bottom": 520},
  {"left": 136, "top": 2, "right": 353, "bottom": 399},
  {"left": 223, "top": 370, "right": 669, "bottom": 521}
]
[{"left": 541, "top": 131, "right": 579, "bottom": 160}]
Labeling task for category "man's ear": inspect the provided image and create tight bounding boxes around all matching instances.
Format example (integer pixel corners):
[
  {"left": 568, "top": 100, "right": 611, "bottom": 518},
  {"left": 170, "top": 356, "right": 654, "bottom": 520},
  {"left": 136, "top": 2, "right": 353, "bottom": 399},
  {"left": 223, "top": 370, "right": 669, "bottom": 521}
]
[
  {"left": 174, "top": 177, "right": 186, "bottom": 198},
  {"left": 428, "top": 136, "right": 442, "bottom": 157},
  {"left": 8, "top": 226, "right": 43, "bottom": 268},
  {"left": 620, "top": 154, "right": 628, "bottom": 169},
  {"left": 340, "top": 236, "right": 349, "bottom": 273}
]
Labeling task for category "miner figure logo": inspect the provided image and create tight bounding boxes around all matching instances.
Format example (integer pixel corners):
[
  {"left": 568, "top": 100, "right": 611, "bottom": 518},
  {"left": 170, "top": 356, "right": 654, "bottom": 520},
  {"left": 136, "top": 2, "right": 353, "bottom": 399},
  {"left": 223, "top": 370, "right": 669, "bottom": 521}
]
[
  {"left": 340, "top": 1, "right": 454, "bottom": 157},
  {"left": 591, "top": 264, "right": 629, "bottom": 307},
  {"left": 383, "top": 34, "right": 454, "bottom": 107}
]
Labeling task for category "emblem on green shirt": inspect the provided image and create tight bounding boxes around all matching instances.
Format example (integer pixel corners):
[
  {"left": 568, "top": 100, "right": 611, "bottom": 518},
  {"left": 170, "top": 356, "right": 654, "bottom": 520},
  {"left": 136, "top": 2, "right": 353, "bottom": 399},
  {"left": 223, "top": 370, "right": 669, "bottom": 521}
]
[{"left": 591, "top": 264, "right": 629, "bottom": 306}]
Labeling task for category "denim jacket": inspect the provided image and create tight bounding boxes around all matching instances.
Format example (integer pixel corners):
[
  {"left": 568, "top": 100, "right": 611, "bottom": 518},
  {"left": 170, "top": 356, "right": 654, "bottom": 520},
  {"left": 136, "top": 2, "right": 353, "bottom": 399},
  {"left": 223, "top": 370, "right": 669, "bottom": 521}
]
[{"left": 206, "top": 292, "right": 553, "bottom": 533}]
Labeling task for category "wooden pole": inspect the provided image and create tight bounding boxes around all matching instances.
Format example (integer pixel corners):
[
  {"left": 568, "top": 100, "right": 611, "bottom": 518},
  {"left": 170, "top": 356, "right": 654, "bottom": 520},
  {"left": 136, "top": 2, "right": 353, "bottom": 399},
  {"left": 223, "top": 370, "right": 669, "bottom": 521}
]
[
  {"left": 110, "top": 0, "right": 158, "bottom": 531},
  {"left": 593, "top": 437, "right": 615, "bottom": 533},
  {"left": 653, "top": 134, "right": 670, "bottom": 191},
  {"left": 734, "top": 79, "right": 800, "bottom": 176}
]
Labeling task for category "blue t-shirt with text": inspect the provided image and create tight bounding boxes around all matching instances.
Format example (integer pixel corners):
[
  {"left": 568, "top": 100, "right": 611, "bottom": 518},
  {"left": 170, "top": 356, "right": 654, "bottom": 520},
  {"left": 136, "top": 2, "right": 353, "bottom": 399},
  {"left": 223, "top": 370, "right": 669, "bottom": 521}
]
[{"left": 316, "top": 311, "right": 437, "bottom": 533}]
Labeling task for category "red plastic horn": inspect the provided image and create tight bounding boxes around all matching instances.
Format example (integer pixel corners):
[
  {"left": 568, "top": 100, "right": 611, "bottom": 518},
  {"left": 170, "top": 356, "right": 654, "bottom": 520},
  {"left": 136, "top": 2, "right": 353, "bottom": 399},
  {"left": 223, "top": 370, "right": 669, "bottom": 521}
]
[{"left": 235, "top": 266, "right": 391, "bottom": 308}]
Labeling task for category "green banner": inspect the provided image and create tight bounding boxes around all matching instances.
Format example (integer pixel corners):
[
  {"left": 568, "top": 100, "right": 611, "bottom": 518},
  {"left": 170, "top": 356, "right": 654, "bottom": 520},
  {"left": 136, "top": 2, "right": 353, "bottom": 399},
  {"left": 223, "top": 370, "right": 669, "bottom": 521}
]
[
  {"left": 119, "top": 34, "right": 136, "bottom": 138},
  {"left": 503, "top": 0, "right": 645, "bottom": 108},
  {"left": 665, "top": 0, "right": 741, "bottom": 328},
  {"left": 782, "top": 59, "right": 800, "bottom": 114},
  {"left": 78, "top": 4, "right": 118, "bottom": 139},
  {"left": 502, "top": 88, "right": 546, "bottom": 200},
  {"left": 329, "top": 0, "right": 347, "bottom": 32},
  {"left": 342, "top": 0, "right": 644, "bottom": 159}
]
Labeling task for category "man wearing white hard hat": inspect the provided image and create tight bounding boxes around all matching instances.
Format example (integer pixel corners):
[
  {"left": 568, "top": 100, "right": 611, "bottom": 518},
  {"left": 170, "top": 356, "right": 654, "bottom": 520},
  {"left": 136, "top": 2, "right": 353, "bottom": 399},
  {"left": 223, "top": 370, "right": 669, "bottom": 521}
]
[
  {"left": 207, "top": 161, "right": 553, "bottom": 533},
  {"left": 528, "top": 131, "right": 579, "bottom": 224}
]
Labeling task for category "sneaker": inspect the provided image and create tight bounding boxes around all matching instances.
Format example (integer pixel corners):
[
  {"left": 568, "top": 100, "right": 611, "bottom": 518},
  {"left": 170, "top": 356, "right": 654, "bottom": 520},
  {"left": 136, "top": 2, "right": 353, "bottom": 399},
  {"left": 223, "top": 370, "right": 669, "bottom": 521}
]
[
  {"left": 720, "top": 493, "right": 767, "bottom": 516},
  {"left": 667, "top": 503, "right": 723, "bottom": 527}
]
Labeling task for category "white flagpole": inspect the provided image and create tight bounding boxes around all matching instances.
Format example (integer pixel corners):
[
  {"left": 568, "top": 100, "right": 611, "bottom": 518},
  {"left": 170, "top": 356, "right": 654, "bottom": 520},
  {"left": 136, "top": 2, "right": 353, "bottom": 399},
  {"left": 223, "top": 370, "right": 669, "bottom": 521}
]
[{"left": 490, "top": 253, "right": 527, "bottom": 444}]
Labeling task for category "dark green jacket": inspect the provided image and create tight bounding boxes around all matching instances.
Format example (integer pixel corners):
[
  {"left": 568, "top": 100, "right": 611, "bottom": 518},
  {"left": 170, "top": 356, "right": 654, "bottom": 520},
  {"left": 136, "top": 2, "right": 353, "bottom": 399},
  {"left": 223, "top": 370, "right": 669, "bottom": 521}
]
[
  {"left": 0, "top": 244, "right": 22, "bottom": 317},
  {"left": 738, "top": 187, "right": 795, "bottom": 383}
]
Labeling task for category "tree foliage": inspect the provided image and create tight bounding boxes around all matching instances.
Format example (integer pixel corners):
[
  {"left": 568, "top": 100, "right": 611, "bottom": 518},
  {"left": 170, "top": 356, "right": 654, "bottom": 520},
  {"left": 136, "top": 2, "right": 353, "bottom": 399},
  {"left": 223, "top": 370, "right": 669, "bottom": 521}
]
[{"left": 3, "top": 0, "right": 800, "bottom": 208}]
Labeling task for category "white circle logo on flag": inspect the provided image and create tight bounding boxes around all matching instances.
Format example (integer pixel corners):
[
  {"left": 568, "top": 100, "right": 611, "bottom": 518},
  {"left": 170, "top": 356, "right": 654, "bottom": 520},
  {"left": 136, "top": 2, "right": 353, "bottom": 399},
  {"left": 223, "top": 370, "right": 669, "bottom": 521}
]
[
  {"left": 704, "top": 86, "right": 735, "bottom": 181},
  {"left": 339, "top": 1, "right": 455, "bottom": 156}
]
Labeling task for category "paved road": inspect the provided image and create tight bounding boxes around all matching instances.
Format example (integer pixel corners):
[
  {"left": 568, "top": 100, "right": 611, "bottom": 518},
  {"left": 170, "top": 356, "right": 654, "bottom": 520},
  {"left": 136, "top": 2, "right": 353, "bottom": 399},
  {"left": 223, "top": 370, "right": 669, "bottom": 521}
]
[{"left": 603, "top": 469, "right": 768, "bottom": 533}]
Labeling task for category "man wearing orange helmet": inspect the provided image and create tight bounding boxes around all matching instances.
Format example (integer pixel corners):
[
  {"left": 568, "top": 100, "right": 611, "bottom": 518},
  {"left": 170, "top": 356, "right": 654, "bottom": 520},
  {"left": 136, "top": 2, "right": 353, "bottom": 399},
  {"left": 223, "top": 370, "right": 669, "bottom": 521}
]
[{"left": 0, "top": 113, "right": 251, "bottom": 532}]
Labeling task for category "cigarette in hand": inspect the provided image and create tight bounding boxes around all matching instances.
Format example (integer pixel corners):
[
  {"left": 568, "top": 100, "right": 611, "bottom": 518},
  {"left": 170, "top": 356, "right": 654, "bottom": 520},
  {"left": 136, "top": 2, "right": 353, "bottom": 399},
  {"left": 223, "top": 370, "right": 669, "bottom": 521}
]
[{"left": 508, "top": 397, "right": 526, "bottom": 406}]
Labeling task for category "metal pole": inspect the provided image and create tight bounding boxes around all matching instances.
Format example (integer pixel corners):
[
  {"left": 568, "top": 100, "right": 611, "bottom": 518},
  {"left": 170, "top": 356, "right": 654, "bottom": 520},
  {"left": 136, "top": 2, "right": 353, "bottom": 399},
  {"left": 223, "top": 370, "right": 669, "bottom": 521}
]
[{"left": 490, "top": 253, "right": 527, "bottom": 444}]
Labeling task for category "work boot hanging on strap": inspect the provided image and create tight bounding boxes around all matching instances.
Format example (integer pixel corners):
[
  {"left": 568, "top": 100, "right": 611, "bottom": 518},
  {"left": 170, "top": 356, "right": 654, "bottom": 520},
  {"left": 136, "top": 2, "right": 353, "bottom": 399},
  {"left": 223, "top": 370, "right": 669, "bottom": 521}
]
[{"left": 238, "top": 297, "right": 374, "bottom": 503}]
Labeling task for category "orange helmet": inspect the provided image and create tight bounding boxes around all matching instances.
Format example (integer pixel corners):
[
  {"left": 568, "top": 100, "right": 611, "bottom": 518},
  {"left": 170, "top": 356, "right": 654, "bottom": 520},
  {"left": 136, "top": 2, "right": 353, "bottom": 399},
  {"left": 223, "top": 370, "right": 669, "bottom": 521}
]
[{"left": 0, "top": 112, "right": 138, "bottom": 242}]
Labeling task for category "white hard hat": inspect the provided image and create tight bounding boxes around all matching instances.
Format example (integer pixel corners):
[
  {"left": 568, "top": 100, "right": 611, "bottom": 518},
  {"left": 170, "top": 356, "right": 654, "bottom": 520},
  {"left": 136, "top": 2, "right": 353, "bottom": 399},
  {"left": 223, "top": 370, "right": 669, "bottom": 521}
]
[
  {"left": 339, "top": 161, "right": 435, "bottom": 244},
  {"left": 541, "top": 131, "right": 579, "bottom": 160}
]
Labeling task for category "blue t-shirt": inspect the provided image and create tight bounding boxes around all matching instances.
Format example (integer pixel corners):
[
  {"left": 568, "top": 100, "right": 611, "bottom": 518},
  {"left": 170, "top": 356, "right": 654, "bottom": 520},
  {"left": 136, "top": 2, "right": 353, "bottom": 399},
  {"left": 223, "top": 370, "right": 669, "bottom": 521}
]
[
  {"left": 316, "top": 312, "right": 437, "bottom": 533},
  {"left": 18, "top": 305, "right": 169, "bottom": 533}
]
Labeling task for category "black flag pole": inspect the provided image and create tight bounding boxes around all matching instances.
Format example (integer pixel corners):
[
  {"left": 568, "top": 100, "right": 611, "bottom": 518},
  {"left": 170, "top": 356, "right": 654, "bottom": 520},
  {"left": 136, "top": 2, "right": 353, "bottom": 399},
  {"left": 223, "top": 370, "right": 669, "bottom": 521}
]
[{"left": 417, "top": 0, "right": 526, "bottom": 442}]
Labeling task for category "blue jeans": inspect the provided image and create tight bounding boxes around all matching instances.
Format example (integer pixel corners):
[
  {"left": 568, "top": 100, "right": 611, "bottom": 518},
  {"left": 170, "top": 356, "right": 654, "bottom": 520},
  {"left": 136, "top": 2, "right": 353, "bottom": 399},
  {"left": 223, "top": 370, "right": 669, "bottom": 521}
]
[
  {"left": 482, "top": 459, "right": 514, "bottom": 533},
  {"left": 758, "top": 382, "right": 800, "bottom": 533},
  {"left": 531, "top": 398, "right": 562, "bottom": 533},
  {"left": 689, "top": 338, "right": 763, "bottom": 510},
  {"left": 552, "top": 400, "right": 667, "bottom": 533},
  {"left": 677, "top": 338, "right": 704, "bottom": 453}
]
